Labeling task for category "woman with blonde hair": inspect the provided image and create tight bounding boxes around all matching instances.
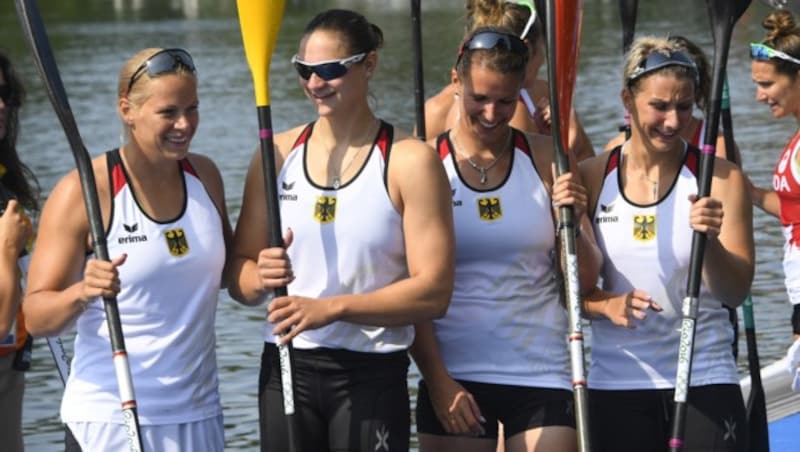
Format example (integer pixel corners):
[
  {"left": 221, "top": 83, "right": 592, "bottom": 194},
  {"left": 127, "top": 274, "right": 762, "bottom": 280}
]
[{"left": 24, "top": 47, "right": 231, "bottom": 451}]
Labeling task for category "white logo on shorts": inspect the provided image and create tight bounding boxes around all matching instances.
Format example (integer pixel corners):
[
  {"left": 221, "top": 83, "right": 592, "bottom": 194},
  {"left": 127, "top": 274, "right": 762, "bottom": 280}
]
[{"left": 375, "top": 424, "right": 389, "bottom": 451}]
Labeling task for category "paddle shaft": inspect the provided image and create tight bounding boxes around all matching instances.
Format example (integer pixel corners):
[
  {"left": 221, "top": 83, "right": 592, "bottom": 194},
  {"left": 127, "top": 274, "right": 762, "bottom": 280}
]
[
  {"left": 670, "top": 1, "right": 751, "bottom": 448},
  {"left": 14, "top": 1, "right": 143, "bottom": 450},
  {"left": 618, "top": 0, "right": 638, "bottom": 139},
  {"left": 411, "top": 0, "right": 426, "bottom": 140},
  {"left": 545, "top": 2, "right": 591, "bottom": 450}
]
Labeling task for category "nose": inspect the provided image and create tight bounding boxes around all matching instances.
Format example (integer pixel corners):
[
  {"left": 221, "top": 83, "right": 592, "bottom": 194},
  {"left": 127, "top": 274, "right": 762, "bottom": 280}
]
[
  {"left": 755, "top": 87, "right": 767, "bottom": 102},
  {"left": 305, "top": 72, "right": 327, "bottom": 89},
  {"left": 483, "top": 103, "right": 499, "bottom": 123},
  {"left": 663, "top": 108, "right": 680, "bottom": 130}
]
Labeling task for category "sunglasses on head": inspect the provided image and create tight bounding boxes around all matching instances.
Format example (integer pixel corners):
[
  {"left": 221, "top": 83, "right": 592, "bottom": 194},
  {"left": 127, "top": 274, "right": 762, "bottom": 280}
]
[
  {"left": 511, "top": 0, "right": 537, "bottom": 40},
  {"left": 126, "top": 48, "right": 196, "bottom": 95},
  {"left": 627, "top": 50, "right": 698, "bottom": 87},
  {"left": 291, "top": 53, "right": 366, "bottom": 81},
  {"left": 457, "top": 30, "right": 528, "bottom": 65},
  {"left": 750, "top": 42, "right": 800, "bottom": 66},
  {"left": 0, "top": 85, "right": 11, "bottom": 104}
]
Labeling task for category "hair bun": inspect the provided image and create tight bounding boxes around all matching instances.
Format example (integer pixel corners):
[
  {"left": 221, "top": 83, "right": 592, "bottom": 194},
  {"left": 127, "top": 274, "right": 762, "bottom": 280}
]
[{"left": 763, "top": 9, "right": 799, "bottom": 42}]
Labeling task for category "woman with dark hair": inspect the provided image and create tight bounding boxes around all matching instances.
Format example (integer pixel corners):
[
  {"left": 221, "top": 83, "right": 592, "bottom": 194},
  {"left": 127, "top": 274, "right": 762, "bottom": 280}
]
[
  {"left": 410, "top": 25, "right": 600, "bottom": 452},
  {"left": 581, "top": 36, "right": 753, "bottom": 451},
  {"left": 228, "top": 9, "right": 455, "bottom": 452},
  {"left": 749, "top": 9, "right": 800, "bottom": 391},
  {"left": 24, "top": 47, "right": 231, "bottom": 451},
  {"left": 0, "top": 50, "right": 38, "bottom": 452},
  {"left": 422, "top": 0, "right": 595, "bottom": 161}
]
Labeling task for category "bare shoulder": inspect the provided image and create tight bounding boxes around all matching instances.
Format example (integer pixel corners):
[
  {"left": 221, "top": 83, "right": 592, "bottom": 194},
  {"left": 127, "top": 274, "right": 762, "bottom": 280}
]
[
  {"left": 391, "top": 129, "right": 438, "bottom": 161},
  {"left": 579, "top": 149, "right": 614, "bottom": 188},
  {"left": 274, "top": 124, "right": 311, "bottom": 158},
  {"left": 186, "top": 153, "right": 221, "bottom": 177}
]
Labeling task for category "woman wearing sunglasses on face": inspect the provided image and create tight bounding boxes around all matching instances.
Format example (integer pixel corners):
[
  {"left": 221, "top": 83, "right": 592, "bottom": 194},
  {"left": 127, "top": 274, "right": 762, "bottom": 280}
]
[
  {"left": 749, "top": 9, "right": 800, "bottom": 391},
  {"left": 228, "top": 9, "right": 454, "bottom": 452},
  {"left": 578, "top": 37, "right": 753, "bottom": 452},
  {"left": 23, "top": 48, "right": 232, "bottom": 451},
  {"left": 408, "top": 26, "right": 601, "bottom": 452},
  {"left": 422, "top": 0, "right": 595, "bottom": 163},
  {"left": 0, "top": 51, "right": 38, "bottom": 452}
]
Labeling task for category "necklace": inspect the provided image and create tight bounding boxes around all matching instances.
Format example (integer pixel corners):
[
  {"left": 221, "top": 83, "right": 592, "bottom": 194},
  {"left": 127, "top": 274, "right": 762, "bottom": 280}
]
[
  {"left": 329, "top": 119, "right": 379, "bottom": 189},
  {"left": 450, "top": 130, "right": 511, "bottom": 185}
]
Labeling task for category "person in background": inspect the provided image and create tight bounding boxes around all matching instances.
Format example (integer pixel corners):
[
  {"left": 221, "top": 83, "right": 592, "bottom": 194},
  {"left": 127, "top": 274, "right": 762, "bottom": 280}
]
[
  {"left": 581, "top": 36, "right": 753, "bottom": 451},
  {"left": 23, "top": 47, "right": 231, "bottom": 451},
  {"left": 749, "top": 9, "right": 800, "bottom": 391},
  {"left": 422, "top": 0, "right": 595, "bottom": 162},
  {"left": 410, "top": 26, "right": 601, "bottom": 452},
  {"left": 227, "top": 9, "right": 455, "bottom": 452},
  {"left": 0, "top": 51, "right": 38, "bottom": 452}
]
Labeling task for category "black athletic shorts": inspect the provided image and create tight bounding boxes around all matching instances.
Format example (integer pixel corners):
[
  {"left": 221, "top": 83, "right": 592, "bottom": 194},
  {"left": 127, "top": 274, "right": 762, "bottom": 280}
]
[
  {"left": 589, "top": 384, "right": 747, "bottom": 452},
  {"left": 416, "top": 378, "right": 575, "bottom": 439},
  {"left": 258, "top": 342, "right": 410, "bottom": 452}
]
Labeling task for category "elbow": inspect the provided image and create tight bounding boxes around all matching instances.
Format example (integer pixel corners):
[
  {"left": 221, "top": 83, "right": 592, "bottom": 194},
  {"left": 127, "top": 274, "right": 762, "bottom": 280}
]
[{"left": 426, "top": 274, "right": 454, "bottom": 320}]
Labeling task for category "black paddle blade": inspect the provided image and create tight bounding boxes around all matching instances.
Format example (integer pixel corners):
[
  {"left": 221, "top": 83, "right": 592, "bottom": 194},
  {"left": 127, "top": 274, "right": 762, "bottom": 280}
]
[
  {"left": 619, "top": 0, "right": 638, "bottom": 53},
  {"left": 708, "top": 0, "right": 753, "bottom": 33}
]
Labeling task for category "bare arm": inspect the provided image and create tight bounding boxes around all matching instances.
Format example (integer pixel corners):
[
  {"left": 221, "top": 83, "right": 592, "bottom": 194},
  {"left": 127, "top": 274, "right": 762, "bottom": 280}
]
[
  {"left": 23, "top": 161, "right": 123, "bottom": 336},
  {"left": 698, "top": 161, "right": 755, "bottom": 307},
  {"left": 0, "top": 201, "right": 31, "bottom": 340},
  {"left": 227, "top": 127, "right": 299, "bottom": 306}
]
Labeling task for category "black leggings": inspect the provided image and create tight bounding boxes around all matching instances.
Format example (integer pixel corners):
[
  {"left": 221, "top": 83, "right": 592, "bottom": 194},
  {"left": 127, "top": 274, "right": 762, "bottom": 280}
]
[
  {"left": 258, "top": 343, "right": 410, "bottom": 452},
  {"left": 589, "top": 385, "right": 747, "bottom": 452}
]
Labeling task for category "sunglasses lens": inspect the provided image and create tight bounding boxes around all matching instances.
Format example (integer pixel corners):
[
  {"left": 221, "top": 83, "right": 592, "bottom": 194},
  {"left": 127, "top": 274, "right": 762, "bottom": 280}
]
[
  {"left": 294, "top": 61, "right": 349, "bottom": 81},
  {"left": 127, "top": 49, "right": 196, "bottom": 94},
  {"left": 751, "top": 44, "right": 770, "bottom": 61}
]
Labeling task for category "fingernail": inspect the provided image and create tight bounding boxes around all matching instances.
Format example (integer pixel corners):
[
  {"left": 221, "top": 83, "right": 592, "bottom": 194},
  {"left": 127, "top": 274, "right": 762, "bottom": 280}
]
[{"left": 479, "top": 415, "right": 486, "bottom": 423}]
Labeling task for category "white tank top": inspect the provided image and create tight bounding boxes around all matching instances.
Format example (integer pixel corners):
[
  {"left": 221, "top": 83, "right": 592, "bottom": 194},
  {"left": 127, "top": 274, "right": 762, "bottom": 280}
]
[
  {"left": 432, "top": 130, "right": 570, "bottom": 389},
  {"left": 62, "top": 149, "right": 225, "bottom": 425},
  {"left": 589, "top": 146, "right": 738, "bottom": 390},
  {"left": 268, "top": 121, "right": 412, "bottom": 353}
]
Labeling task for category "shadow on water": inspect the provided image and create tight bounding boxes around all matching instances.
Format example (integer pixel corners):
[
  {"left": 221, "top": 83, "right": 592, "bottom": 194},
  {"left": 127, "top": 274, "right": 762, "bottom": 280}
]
[{"left": 0, "top": 0, "right": 793, "bottom": 450}]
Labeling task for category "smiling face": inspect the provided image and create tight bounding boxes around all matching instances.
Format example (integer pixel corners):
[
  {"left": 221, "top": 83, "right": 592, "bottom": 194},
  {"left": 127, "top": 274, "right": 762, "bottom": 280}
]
[
  {"left": 295, "top": 29, "right": 372, "bottom": 117},
  {"left": 751, "top": 60, "right": 800, "bottom": 120},
  {"left": 121, "top": 73, "right": 199, "bottom": 161},
  {"left": 625, "top": 72, "right": 695, "bottom": 153},
  {"left": 457, "top": 62, "right": 523, "bottom": 143}
]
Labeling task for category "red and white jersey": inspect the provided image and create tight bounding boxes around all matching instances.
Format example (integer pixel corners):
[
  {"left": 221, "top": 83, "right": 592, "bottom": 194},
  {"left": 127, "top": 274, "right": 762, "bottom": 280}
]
[
  {"left": 431, "top": 129, "right": 570, "bottom": 389},
  {"left": 271, "top": 121, "right": 412, "bottom": 353},
  {"left": 62, "top": 149, "right": 225, "bottom": 425},
  {"left": 773, "top": 132, "right": 800, "bottom": 247}
]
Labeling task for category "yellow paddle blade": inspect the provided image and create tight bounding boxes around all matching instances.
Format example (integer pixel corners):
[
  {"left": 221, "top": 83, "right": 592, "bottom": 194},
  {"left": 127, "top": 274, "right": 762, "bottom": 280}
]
[{"left": 237, "top": 0, "right": 286, "bottom": 106}]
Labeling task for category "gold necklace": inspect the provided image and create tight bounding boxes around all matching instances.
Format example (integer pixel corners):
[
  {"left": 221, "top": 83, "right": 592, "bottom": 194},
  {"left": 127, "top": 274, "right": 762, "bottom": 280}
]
[{"left": 450, "top": 130, "right": 511, "bottom": 185}]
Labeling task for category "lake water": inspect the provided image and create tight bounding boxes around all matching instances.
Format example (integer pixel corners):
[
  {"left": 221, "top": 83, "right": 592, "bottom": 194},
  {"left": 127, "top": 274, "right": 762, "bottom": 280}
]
[{"left": 0, "top": 0, "right": 796, "bottom": 450}]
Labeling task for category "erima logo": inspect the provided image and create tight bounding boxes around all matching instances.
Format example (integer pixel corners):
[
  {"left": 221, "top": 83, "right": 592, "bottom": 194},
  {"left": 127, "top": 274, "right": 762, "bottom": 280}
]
[
  {"left": 595, "top": 205, "right": 618, "bottom": 224},
  {"left": 600, "top": 203, "right": 614, "bottom": 213},
  {"left": 280, "top": 181, "right": 298, "bottom": 201},
  {"left": 451, "top": 188, "right": 462, "bottom": 207},
  {"left": 119, "top": 223, "right": 148, "bottom": 244}
]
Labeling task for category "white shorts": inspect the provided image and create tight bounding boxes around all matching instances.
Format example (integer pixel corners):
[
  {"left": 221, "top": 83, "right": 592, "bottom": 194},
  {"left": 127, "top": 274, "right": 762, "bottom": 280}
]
[
  {"left": 783, "top": 244, "right": 800, "bottom": 305},
  {"left": 68, "top": 415, "right": 224, "bottom": 452}
]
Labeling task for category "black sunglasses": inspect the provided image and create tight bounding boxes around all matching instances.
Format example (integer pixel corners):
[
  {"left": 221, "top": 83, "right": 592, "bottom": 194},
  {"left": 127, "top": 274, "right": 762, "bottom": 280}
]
[
  {"left": 0, "top": 84, "right": 12, "bottom": 104},
  {"left": 627, "top": 50, "right": 698, "bottom": 87},
  {"left": 126, "top": 48, "right": 196, "bottom": 94},
  {"left": 291, "top": 53, "right": 367, "bottom": 81},
  {"left": 457, "top": 30, "right": 528, "bottom": 65}
]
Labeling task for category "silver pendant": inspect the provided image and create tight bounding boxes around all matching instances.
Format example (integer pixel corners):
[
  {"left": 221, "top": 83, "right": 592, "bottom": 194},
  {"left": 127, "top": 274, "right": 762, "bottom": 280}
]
[
  {"left": 332, "top": 177, "right": 341, "bottom": 189},
  {"left": 479, "top": 168, "right": 487, "bottom": 185}
]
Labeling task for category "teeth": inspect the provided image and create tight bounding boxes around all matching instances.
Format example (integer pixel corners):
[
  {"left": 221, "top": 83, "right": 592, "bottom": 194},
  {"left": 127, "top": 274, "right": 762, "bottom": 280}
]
[{"left": 479, "top": 119, "right": 498, "bottom": 128}]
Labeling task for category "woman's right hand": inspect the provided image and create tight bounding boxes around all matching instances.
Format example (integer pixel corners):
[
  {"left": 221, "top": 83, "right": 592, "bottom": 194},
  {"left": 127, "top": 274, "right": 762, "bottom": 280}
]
[
  {"left": 602, "top": 289, "right": 662, "bottom": 328},
  {"left": 255, "top": 228, "right": 295, "bottom": 292},
  {"left": 428, "top": 375, "right": 485, "bottom": 436},
  {"left": 0, "top": 199, "right": 32, "bottom": 256},
  {"left": 80, "top": 253, "right": 127, "bottom": 304}
]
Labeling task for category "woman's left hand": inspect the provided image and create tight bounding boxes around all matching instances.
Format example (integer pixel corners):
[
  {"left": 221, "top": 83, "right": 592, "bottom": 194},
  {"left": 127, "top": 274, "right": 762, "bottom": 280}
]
[
  {"left": 551, "top": 166, "right": 588, "bottom": 220},
  {"left": 268, "top": 296, "right": 337, "bottom": 344},
  {"left": 688, "top": 194, "right": 723, "bottom": 238}
]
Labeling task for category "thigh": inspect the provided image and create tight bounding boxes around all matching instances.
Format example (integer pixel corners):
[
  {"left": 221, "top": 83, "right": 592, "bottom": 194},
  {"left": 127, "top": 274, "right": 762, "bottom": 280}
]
[
  {"left": 682, "top": 384, "right": 747, "bottom": 452},
  {"left": 505, "top": 425, "right": 577, "bottom": 452},
  {"left": 490, "top": 386, "right": 574, "bottom": 438},
  {"left": 415, "top": 379, "right": 500, "bottom": 438},
  {"left": 258, "top": 343, "right": 327, "bottom": 452},
  {"left": 328, "top": 352, "right": 410, "bottom": 452},
  {"left": 589, "top": 388, "right": 669, "bottom": 452},
  {"left": 418, "top": 433, "right": 497, "bottom": 452}
]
